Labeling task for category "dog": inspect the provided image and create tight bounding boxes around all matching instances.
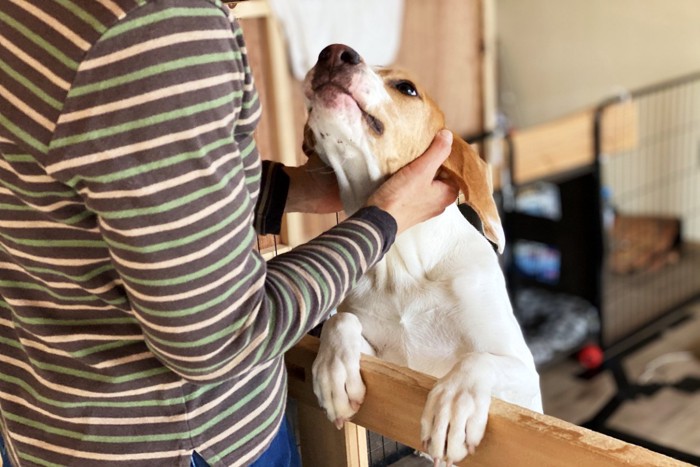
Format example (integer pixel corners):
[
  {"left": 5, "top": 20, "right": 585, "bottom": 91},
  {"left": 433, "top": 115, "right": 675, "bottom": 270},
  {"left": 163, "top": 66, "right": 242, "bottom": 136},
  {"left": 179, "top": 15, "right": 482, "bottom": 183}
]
[{"left": 303, "top": 44, "right": 542, "bottom": 465}]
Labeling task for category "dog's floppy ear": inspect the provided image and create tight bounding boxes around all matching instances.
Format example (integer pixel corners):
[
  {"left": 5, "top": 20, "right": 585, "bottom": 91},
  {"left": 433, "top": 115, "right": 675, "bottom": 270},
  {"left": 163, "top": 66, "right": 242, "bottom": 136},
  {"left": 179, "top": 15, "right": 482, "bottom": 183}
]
[{"left": 441, "top": 132, "right": 506, "bottom": 253}]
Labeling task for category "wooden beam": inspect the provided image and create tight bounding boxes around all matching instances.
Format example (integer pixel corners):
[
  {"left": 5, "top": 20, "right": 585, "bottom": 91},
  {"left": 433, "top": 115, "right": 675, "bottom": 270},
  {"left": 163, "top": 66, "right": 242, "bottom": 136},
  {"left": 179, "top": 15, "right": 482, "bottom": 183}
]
[
  {"left": 511, "top": 101, "right": 637, "bottom": 184},
  {"left": 235, "top": 0, "right": 311, "bottom": 248},
  {"left": 226, "top": 1, "right": 271, "bottom": 19},
  {"left": 286, "top": 335, "right": 689, "bottom": 467}
]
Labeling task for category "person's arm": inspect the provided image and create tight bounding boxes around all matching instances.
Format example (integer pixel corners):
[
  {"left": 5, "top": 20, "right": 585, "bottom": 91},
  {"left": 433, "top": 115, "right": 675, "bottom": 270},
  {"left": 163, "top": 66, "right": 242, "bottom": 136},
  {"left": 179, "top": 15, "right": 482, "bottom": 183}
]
[
  {"left": 254, "top": 154, "right": 343, "bottom": 235},
  {"left": 46, "top": 0, "right": 394, "bottom": 383}
]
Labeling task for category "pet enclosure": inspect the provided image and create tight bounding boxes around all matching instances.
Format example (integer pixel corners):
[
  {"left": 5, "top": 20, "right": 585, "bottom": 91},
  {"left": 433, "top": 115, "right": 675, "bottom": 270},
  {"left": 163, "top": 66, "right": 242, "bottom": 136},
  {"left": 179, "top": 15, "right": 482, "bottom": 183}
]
[
  {"left": 596, "top": 72, "right": 700, "bottom": 351},
  {"left": 503, "top": 71, "right": 700, "bottom": 464}
]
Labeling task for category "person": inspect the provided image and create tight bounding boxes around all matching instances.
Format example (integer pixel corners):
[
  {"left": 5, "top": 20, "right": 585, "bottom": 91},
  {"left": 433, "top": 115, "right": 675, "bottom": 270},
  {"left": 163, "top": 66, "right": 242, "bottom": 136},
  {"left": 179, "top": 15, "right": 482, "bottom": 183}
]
[{"left": 0, "top": 1, "right": 457, "bottom": 466}]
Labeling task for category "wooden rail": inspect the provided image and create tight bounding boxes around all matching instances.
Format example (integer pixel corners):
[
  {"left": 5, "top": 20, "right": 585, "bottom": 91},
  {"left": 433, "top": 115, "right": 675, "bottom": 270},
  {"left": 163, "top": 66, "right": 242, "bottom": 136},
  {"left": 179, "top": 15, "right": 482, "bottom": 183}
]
[
  {"left": 286, "top": 335, "right": 689, "bottom": 467},
  {"left": 509, "top": 100, "right": 638, "bottom": 185}
]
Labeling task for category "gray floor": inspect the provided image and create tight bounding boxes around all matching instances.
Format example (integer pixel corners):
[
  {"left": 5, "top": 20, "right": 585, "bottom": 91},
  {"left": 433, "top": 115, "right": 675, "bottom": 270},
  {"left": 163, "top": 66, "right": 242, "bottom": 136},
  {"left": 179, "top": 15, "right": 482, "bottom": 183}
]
[{"left": 541, "top": 300, "right": 700, "bottom": 458}]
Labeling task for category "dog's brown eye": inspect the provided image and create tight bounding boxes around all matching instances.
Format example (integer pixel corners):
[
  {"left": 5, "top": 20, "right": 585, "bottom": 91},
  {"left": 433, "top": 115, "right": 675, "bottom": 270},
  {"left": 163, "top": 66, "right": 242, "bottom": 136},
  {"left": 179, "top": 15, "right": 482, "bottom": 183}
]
[{"left": 395, "top": 81, "right": 418, "bottom": 97}]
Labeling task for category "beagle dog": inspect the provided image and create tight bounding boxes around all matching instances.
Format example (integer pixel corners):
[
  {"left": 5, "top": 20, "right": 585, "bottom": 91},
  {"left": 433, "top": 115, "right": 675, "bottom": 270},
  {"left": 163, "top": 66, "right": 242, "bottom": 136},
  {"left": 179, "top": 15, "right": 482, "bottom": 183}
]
[{"left": 304, "top": 44, "right": 542, "bottom": 465}]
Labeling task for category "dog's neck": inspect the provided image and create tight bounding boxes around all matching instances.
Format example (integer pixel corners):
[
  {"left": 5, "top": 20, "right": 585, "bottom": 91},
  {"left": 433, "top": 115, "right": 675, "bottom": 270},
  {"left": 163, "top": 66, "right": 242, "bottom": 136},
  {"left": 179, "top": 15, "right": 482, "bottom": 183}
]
[
  {"left": 367, "top": 204, "right": 493, "bottom": 288},
  {"left": 321, "top": 145, "right": 467, "bottom": 253},
  {"left": 322, "top": 145, "right": 386, "bottom": 216}
]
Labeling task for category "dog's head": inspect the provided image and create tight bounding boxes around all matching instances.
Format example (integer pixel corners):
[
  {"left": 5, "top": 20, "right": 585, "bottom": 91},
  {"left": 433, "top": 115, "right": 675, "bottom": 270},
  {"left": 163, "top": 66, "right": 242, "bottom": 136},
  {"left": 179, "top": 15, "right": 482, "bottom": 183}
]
[{"left": 303, "top": 44, "right": 504, "bottom": 253}]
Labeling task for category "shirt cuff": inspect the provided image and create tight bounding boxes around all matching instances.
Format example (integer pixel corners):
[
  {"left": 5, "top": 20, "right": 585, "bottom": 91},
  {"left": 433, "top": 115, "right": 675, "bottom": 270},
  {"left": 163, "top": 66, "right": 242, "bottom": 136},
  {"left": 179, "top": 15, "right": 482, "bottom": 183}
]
[
  {"left": 350, "top": 206, "right": 398, "bottom": 256},
  {"left": 254, "top": 161, "right": 289, "bottom": 235}
]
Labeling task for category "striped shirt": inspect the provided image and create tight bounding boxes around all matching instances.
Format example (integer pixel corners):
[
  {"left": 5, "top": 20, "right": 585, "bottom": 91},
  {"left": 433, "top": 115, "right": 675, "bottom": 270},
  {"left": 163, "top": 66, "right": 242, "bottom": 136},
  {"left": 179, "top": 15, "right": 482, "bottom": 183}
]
[{"left": 0, "top": 1, "right": 396, "bottom": 465}]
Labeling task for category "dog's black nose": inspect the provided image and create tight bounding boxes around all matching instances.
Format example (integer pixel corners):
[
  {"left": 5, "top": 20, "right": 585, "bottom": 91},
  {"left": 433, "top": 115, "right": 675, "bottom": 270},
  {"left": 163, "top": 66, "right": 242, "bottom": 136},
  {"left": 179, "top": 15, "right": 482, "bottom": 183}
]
[{"left": 318, "top": 44, "right": 361, "bottom": 67}]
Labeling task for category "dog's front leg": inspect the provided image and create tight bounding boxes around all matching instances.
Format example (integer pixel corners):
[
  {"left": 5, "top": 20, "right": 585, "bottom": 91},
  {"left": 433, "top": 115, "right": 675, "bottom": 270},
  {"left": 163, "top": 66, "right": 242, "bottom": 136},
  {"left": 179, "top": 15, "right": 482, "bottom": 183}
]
[
  {"left": 420, "top": 353, "right": 541, "bottom": 465},
  {"left": 312, "top": 312, "right": 375, "bottom": 429}
]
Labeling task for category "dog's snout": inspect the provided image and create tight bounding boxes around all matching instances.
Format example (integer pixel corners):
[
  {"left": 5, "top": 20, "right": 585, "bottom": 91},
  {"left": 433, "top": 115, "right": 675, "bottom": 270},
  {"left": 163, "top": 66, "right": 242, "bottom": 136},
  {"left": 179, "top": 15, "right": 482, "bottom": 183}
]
[
  {"left": 308, "top": 44, "right": 364, "bottom": 96},
  {"left": 318, "top": 44, "right": 361, "bottom": 67}
]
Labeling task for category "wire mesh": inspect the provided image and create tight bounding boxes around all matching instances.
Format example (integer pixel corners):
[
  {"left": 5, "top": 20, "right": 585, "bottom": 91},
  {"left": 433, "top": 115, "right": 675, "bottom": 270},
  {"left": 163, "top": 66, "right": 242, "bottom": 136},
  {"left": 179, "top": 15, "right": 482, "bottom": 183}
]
[
  {"left": 598, "top": 73, "right": 700, "bottom": 348},
  {"left": 366, "top": 432, "right": 415, "bottom": 467}
]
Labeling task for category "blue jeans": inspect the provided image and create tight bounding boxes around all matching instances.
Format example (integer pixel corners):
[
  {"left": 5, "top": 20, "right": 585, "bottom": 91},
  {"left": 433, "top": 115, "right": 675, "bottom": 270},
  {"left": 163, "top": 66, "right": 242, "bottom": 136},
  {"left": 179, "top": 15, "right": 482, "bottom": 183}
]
[
  {"left": 0, "top": 417, "right": 300, "bottom": 467},
  {"left": 191, "top": 416, "right": 301, "bottom": 467},
  {"left": 0, "top": 433, "right": 10, "bottom": 466}
]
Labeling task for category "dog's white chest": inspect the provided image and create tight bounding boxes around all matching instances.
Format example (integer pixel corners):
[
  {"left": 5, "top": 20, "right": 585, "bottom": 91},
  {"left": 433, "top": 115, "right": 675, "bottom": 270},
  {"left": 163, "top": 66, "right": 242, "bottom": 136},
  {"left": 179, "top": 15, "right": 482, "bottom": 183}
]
[
  {"left": 357, "top": 286, "right": 463, "bottom": 377},
  {"left": 341, "top": 243, "right": 474, "bottom": 377},
  {"left": 337, "top": 207, "right": 515, "bottom": 378}
]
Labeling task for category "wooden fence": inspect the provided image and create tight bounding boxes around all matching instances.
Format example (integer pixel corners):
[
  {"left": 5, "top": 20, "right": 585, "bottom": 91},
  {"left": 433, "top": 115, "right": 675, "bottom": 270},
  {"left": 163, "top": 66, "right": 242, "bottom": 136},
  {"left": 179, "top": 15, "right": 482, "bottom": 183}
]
[{"left": 286, "top": 335, "right": 689, "bottom": 467}]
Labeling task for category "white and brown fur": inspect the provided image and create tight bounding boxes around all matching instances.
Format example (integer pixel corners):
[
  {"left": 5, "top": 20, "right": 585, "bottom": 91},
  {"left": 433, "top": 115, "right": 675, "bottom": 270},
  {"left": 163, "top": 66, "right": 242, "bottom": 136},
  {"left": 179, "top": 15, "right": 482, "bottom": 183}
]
[{"left": 304, "top": 44, "right": 542, "bottom": 465}]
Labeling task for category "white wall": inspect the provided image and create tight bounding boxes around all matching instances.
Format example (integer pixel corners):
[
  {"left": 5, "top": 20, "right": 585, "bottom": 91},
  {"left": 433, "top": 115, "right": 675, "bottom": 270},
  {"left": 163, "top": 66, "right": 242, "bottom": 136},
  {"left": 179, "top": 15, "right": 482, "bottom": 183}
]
[{"left": 496, "top": 0, "right": 700, "bottom": 127}]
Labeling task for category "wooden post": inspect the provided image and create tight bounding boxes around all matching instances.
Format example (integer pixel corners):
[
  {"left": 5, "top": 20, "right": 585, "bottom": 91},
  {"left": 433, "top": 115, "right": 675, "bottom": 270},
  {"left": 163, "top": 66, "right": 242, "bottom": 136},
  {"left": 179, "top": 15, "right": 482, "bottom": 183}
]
[{"left": 296, "top": 406, "right": 368, "bottom": 467}]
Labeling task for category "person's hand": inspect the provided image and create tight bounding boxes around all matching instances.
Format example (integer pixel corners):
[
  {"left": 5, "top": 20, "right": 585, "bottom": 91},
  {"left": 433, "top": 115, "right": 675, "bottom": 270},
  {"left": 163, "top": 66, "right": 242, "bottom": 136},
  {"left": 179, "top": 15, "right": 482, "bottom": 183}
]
[
  {"left": 284, "top": 154, "right": 343, "bottom": 214},
  {"left": 366, "top": 130, "right": 458, "bottom": 235}
]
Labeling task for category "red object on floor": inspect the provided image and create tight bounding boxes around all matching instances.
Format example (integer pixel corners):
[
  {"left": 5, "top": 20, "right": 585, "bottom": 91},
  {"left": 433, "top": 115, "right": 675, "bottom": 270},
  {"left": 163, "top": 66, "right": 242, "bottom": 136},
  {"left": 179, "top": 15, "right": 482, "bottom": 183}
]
[{"left": 578, "top": 344, "right": 604, "bottom": 369}]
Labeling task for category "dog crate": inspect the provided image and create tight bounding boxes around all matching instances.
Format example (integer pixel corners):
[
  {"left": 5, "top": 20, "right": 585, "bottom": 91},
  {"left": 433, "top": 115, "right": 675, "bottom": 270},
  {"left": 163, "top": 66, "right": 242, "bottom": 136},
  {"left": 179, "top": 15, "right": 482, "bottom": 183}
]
[
  {"left": 596, "top": 73, "right": 700, "bottom": 351},
  {"left": 503, "top": 71, "right": 700, "bottom": 464},
  {"left": 505, "top": 71, "right": 700, "bottom": 360}
]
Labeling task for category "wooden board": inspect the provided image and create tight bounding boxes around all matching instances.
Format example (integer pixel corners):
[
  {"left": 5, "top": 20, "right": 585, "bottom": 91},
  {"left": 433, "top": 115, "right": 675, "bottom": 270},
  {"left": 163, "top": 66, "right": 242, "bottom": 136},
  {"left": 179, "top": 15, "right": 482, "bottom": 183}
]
[
  {"left": 286, "top": 335, "right": 689, "bottom": 467},
  {"left": 511, "top": 101, "right": 638, "bottom": 184},
  {"left": 395, "top": 0, "right": 485, "bottom": 137}
]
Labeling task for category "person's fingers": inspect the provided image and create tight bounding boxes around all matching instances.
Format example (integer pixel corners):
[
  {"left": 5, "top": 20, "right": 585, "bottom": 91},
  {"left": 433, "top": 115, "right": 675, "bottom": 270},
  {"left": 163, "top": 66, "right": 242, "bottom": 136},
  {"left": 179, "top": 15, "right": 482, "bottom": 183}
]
[
  {"left": 364, "top": 129, "right": 460, "bottom": 234},
  {"left": 408, "top": 129, "right": 453, "bottom": 174},
  {"left": 437, "top": 179, "right": 460, "bottom": 202}
]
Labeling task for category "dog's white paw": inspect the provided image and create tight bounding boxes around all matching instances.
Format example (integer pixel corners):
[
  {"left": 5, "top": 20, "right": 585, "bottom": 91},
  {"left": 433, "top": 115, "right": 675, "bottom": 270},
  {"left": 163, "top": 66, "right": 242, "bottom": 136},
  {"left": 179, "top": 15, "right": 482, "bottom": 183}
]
[
  {"left": 312, "top": 313, "right": 369, "bottom": 429},
  {"left": 420, "top": 356, "right": 495, "bottom": 465}
]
